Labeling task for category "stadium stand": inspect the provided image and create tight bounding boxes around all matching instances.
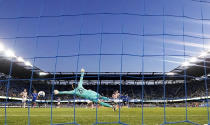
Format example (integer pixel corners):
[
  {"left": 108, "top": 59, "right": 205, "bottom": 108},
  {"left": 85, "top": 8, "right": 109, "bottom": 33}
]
[
  {"left": 0, "top": 77, "right": 209, "bottom": 101},
  {"left": 0, "top": 52, "right": 210, "bottom": 107}
]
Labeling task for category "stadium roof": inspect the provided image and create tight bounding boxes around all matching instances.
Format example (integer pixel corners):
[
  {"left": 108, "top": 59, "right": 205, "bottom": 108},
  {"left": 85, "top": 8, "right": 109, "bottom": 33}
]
[
  {"left": 172, "top": 56, "right": 210, "bottom": 78},
  {"left": 0, "top": 50, "right": 210, "bottom": 81},
  {"left": 0, "top": 56, "right": 43, "bottom": 79},
  {"left": 0, "top": 57, "right": 209, "bottom": 81}
]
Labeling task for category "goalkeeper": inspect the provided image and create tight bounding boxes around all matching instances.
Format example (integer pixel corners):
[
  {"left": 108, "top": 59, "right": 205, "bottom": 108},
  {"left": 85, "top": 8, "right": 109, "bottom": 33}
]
[{"left": 54, "top": 68, "right": 113, "bottom": 108}]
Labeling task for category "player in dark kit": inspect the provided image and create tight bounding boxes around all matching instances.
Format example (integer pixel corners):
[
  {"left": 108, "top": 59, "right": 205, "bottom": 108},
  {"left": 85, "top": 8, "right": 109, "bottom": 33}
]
[{"left": 31, "top": 90, "right": 38, "bottom": 108}]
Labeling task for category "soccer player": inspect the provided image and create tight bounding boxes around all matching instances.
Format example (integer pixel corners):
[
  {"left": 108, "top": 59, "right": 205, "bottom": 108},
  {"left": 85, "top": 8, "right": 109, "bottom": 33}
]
[
  {"left": 125, "top": 94, "right": 129, "bottom": 107},
  {"left": 54, "top": 68, "right": 113, "bottom": 108},
  {"left": 20, "top": 89, "right": 28, "bottom": 108},
  {"left": 121, "top": 93, "right": 129, "bottom": 107},
  {"left": 31, "top": 90, "right": 38, "bottom": 108},
  {"left": 112, "top": 90, "right": 120, "bottom": 111},
  {"left": 87, "top": 100, "right": 94, "bottom": 109}
]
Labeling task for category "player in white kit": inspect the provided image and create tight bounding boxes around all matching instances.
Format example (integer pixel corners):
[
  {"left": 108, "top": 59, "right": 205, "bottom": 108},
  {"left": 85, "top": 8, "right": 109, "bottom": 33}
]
[
  {"left": 112, "top": 90, "right": 120, "bottom": 111},
  {"left": 20, "top": 89, "right": 28, "bottom": 108}
]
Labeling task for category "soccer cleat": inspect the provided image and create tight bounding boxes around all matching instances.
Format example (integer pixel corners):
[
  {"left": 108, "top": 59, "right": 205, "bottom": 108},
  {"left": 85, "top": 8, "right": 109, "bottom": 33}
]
[{"left": 113, "top": 106, "right": 116, "bottom": 111}]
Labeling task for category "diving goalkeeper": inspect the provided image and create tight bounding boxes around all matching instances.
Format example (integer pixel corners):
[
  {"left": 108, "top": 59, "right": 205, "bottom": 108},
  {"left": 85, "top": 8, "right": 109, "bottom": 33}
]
[{"left": 54, "top": 68, "right": 113, "bottom": 108}]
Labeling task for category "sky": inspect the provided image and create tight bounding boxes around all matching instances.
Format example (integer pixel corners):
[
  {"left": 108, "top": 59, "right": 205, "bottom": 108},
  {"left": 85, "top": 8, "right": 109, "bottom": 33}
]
[{"left": 0, "top": 0, "right": 209, "bottom": 72}]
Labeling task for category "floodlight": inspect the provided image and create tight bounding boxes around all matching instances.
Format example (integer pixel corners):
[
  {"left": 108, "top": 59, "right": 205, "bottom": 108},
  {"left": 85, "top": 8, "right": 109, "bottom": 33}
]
[
  {"left": 182, "top": 61, "right": 190, "bottom": 67},
  {"left": 17, "top": 56, "right": 24, "bottom": 62},
  {"left": 189, "top": 57, "right": 198, "bottom": 63},
  {"left": 166, "top": 72, "right": 175, "bottom": 75},
  {"left": 24, "top": 61, "right": 32, "bottom": 67},
  {"left": 5, "top": 49, "right": 15, "bottom": 57},
  {"left": 39, "top": 72, "right": 49, "bottom": 76},
  {"left": 0, "top": 43, "right": 5, "bottom": 51}
]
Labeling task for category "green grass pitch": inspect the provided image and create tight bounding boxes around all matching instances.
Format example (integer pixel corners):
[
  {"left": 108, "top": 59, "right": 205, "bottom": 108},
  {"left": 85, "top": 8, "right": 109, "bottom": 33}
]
[{"left": 0, "top": 107, "right": 208, "bottom": 125}]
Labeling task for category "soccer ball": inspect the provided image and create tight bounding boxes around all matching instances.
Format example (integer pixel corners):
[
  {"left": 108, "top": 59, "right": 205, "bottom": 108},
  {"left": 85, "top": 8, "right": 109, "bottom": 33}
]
[
  {"left": 81, "top": 68, "right": 85, "bottom": 73},
  {"left": 54, "top": 90, "right": 59, "bottom": 95},
  {"left": 38, "top": 91, "right": 45, "bottom": 97}
]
